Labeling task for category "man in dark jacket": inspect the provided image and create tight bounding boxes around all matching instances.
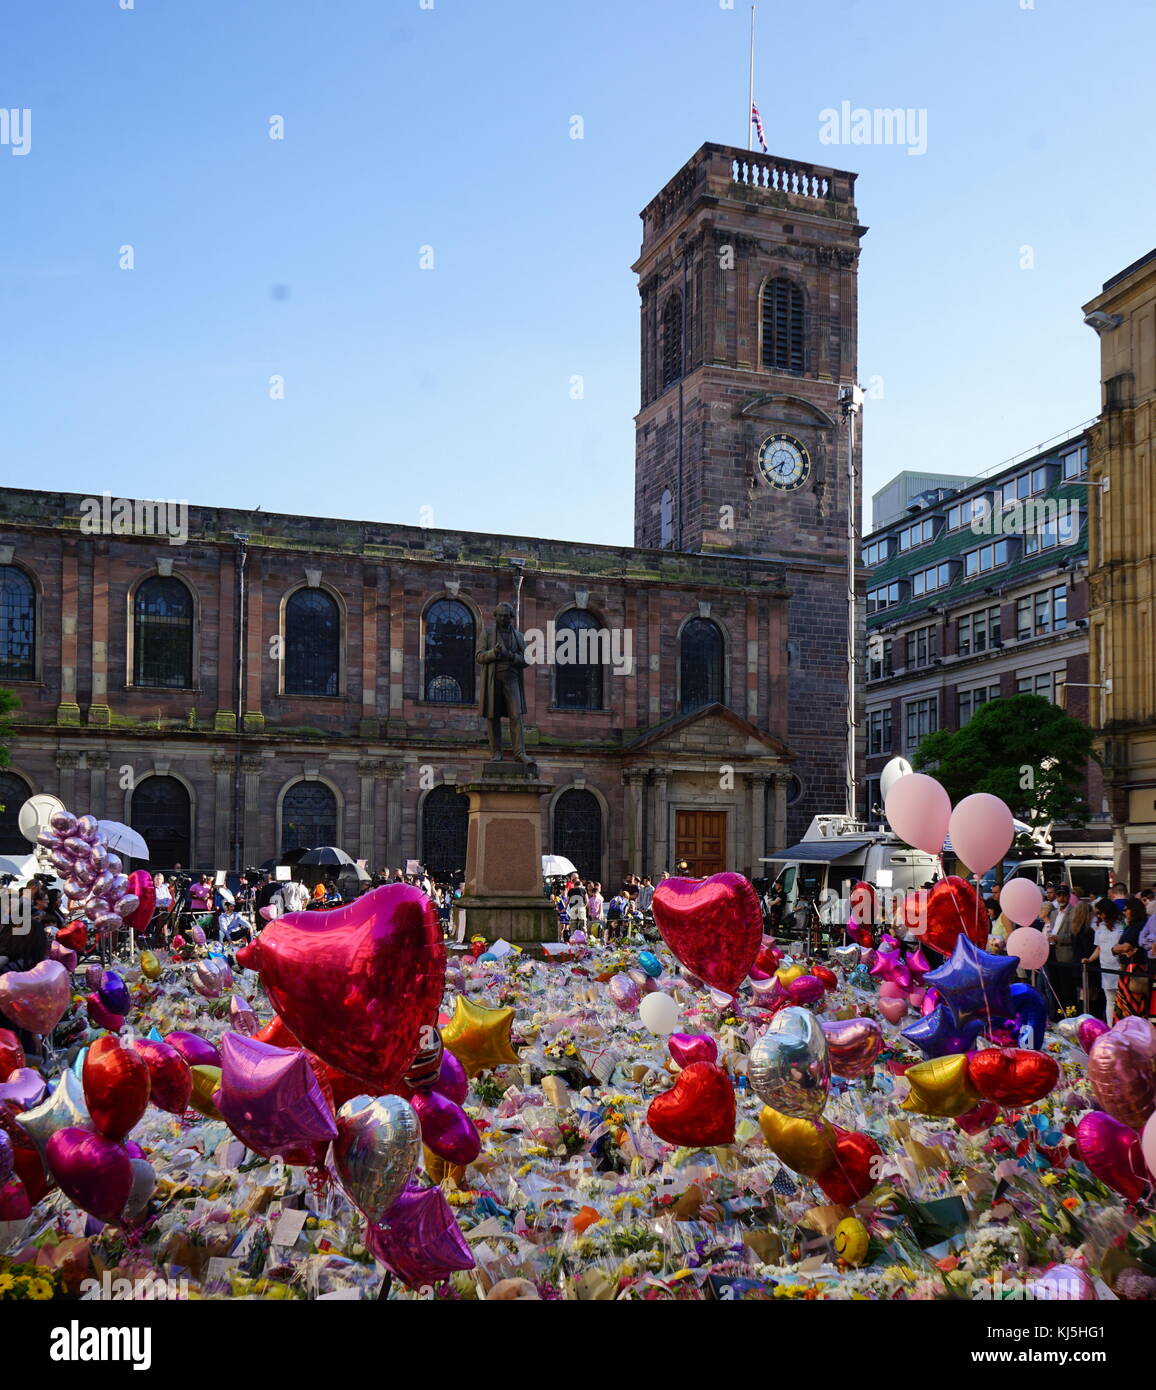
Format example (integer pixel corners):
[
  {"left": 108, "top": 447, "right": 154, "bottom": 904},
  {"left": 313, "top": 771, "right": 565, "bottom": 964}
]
[{"left": 477, "top": 601, "right": 529, "bottom": 762}]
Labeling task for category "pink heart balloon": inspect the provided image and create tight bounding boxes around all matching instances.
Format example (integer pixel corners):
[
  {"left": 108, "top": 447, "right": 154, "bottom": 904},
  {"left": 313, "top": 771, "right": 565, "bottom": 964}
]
[
  {"left": 879, "top": 982, "right": 906, "bottom": 1000},
  {"left": 821, "top": 1017, "right": 884, "bottom": 1078},
  {"left": 48, "top": 941, "right": 78, "bottom": 973},
  {"left": 787, "top": 975, "right": 825, "bottom": 1005},
  {"left": 668, "top": 1033, "right": 719, "bottom": 1069},
  {"left": 85, "top": 993, "right": 124, "bottom": 1034},
  {"left": 46, "top": 1126, "right": 133, "bottom": 1223},
  {"left": 236, "top": 884, "right": 446, "bottom": 1095},
  {"left": 650, "top": 873, "right": 762, "bottom": 998},
  {"left": 1076, "top": 1110, "right": 1149, "bottom": 1201},
  {"left": 0, "top": 960, "right": 71, "bottom": 1035},
  {"left": 1088, "top": 1018, "right": 1156, "bottom": 1129},
  {"left": 879, "top": 998, "right": 909, "bottom": 1025}
]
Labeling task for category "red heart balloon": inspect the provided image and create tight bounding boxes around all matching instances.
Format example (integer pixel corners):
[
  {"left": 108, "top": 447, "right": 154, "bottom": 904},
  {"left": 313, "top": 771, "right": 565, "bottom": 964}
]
[
  {"left": 920, "top": 876, "right": 987, "bottom": 956},
  {"left": 256, "top": 1014, "right": 365, "bottom": 1109},
  {"left": 955, "top": 1100, "right": 1001, "bottom": 1135},
  {"left": 0, "top": 1029, "right": 24, "bottom": 1078},
  {"left": 237, "top": 884, "right": 445, "bottom": 1095},
  {"left": 651, "top": 873, "right": 762, "bottom": 997},
  {"left": 813, "top": 1127, "right": 881, "bottom": 1205},
  {"left": 811, "top": 965, "right": 838, "bottom": 992},
  {"left": 83, "top": 1035, "right": 151, "bottom": 1141},
  {"left": 0, "top": 1102, "right": 51, "bottom": 1203},
  {"left": 125, "top": 871, "right": 156, "bottom": 933},
  {"left": 55, "top": 921, "right": 88, "bottom": 953},
  {"left": 0, "top": 1178, "right": 31, "bottom": 1221},
  {"left": 132, "top": 1038, "right": 192, "bottom": 1115},
  {"left": 967, "top": 1047, "right": 1059, "bottom": 1108},
  {"left": 646, "top": 1062, "right": 735, "bottom": 1147}
]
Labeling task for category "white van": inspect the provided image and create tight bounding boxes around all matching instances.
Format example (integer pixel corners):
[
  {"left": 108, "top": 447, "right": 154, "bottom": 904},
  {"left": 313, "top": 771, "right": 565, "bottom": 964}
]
[
  {"left": 762, "top": 815, "right": 940, "bottom": 925},
  {"left": 1005, "top": 857, "right": 1112, "bottom": 899}
]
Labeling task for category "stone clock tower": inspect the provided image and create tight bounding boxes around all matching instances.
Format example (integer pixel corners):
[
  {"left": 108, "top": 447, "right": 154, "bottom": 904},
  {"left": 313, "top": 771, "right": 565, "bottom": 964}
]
[
  {"left": 634, "top": 142, "right": 865, "bottom": 558},
  {"left": 633, "top": 142, "right": 868, "bottom": 817}
]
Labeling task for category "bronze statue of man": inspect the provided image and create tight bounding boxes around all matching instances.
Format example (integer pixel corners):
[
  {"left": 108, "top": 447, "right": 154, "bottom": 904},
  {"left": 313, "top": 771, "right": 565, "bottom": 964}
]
[{"left": 477, "top": 601, "right": 529, "bottom": 761}]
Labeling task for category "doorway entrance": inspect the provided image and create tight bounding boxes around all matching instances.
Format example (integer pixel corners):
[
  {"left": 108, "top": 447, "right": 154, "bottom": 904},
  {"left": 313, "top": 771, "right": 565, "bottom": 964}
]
[{"left": 674, "top": 809, "right": 727, "bottom": 877}]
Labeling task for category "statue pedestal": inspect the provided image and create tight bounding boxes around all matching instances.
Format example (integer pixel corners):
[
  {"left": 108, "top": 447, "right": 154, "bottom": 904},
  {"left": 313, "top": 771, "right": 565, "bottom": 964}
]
[{"left": 456, "top": 763, "right": 558, "bottom": 947}]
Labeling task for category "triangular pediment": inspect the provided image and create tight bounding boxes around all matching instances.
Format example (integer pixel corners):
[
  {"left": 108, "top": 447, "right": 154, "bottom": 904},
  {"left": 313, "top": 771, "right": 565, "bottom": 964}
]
[{"left": 625, "top": 703, "right": 793, "bottom": 762}]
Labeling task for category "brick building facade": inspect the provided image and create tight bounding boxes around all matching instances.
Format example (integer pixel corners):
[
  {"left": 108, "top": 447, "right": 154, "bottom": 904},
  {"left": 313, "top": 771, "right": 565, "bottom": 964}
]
[{"left": 0, "top": 143, "right": 865, "bottom": 881}]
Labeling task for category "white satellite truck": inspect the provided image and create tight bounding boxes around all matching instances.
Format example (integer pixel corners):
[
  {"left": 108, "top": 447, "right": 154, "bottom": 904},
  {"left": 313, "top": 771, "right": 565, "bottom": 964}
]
[{"left": 761, "top": 815, "right": 941, "bottom": 928}]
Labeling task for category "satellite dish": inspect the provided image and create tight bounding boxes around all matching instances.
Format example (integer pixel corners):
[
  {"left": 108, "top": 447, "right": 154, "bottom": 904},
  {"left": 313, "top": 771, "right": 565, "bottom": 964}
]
[
  {"left": 18, "top": 793, "right": 66, "bottom": 844},
  {"left": 879, "top": 757, "right": 914, "bottom": 803}
]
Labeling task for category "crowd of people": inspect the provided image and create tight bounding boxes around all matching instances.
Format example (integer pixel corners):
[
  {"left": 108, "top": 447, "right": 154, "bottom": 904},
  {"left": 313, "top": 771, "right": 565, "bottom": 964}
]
[{"left": 552, "top": 871, "right": 661, "bottom": 944}]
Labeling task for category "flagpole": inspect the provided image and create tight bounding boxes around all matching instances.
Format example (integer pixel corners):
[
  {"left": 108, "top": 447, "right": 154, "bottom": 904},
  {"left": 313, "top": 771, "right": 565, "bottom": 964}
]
[{"left": 748, "top": 5, "right": 755, "bottom": 151}]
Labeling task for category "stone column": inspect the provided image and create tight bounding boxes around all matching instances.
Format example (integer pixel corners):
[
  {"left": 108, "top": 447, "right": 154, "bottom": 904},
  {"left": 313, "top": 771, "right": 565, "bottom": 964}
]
[
  {"left": 58, "top": 542, "right": 81, "bottom": 726},
  {"left": 651, "top": 768, "right": 670, "bottom": 876},
  {"left": 89, "top": 542, "right": 111, "bottom": 726},
  {"left": 55, "top": 750, "right": 78, "bottom": 809},
  {"left": 359, "top": 568, "right": 380, "bottom": 738},
  {"left": 242, "top": 753, "right": 264, "bottom": 867},
  {"left": 87, "top": 751, "right": 110, "bottom": 819},
  {"left": 384, "top": 760, "right": 404, "bottom": 872},
  {"left": 211, "top": 754, "right": 233, "bottom": 868},
  {"left": 770, "top": 772, "right": 788, "bottom": 853},
  {"left": 357, "top": 758, "right": 379, "bottom": 863},
  {"left": 622, "top": 769, "right": 645, "bottom": 877},
  {"left": 747, "top": 769, "right": 771, "bottom": 876}
]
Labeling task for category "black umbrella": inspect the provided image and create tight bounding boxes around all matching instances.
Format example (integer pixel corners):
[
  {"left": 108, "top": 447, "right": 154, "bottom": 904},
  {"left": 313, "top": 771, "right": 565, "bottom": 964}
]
[{"left": 298, "top": 846, "right": 356, "bottom": 867}]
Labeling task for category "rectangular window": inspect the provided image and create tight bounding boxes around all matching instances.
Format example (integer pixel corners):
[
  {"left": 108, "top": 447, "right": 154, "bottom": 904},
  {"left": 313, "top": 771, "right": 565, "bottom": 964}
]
[
  {"left": 1062, "top": 443, "right": 1088, "bottom": 478},
  {"left": 867, "top": 708, "right": 892, "bottom": 755},
  {"left": 867, "top": 582, "right": 902, "bottom": 615},
  {"left": 905, "top": 696, "right": 938, "bottom": 751},
  {"left": 867, "top": 637, "right": 893, "bottom": 682},
  {"left": 1031, "top": 466, "right": 1047, "bottom": 493},
  {"left": 1017, "top": 671, "right": 1060, "bottom": 702},
  {"left": 905, "top": 625, "right": 938, "bottom": 668},
  {"left": 959, "top": 684, "right": 1000, "bottom": 726},
  {"left": 957, "top": 604, "right": 1001, "bottom": 656}
]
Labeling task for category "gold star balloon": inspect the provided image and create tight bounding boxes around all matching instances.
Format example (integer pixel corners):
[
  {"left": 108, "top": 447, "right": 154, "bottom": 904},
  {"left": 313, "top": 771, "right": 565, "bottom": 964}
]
[
  {"left": 758, "top": 1106, "right": 836, "bottom": 1177},
  {"left": 900, "top": 1054, "right": 979, "bottom": 1118},
  {"left": 441, "top": 997, "right": 519, "bottom": 1077}
]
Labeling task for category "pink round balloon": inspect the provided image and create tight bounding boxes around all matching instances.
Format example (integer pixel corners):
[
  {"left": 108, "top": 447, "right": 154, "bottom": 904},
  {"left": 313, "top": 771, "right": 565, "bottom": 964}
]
[
  {"left": 884, "top": 774, "right": 951, "bottom": 856},
  {"left": 879, "top": 997, "right": 909, "bottom": 1024},
  {"left": 412, "top": 1089, "right": 480, "bottom": 1166},
  {"left": 1006, "top": 926, "right": 1049, "bottom": 971},
  {"left": 948, "top": 793, "right": 1015, "bottom": 877},
  {"left": 608, "top": 972, "right": 642, "bottom": 1013},
  {"left": 879, "top": 981, "right": 906, "bottom": 1000},
  {"left": 432, "top": 1048, "right": 469, "bottom": 1106},
  {"left": 786, "top": 975, "right": 825, "bottom": 1005},
  {"left": 1077, "top": 1016, "right": 1109, "bottom": 1053},
  {"left": 165, "top": 1031, "right": 222, "bottom": 1069},
  {"left": 1001, "top": 878, "right": 1045, "bottom": 928}
]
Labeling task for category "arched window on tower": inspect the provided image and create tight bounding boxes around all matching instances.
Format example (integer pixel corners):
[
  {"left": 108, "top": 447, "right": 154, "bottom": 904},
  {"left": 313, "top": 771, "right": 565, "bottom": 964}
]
[
  {"left": 761, "top": 278, "right": 805, "bottom": 374},
  {"left": 661, "top": 293, "right": 683, "bottom": 389},
  {"left": 281, "top": 781, "right": 337, "bottom": 855},
  {"left": 131, "top": 776, "right": 191, "bottom": 869},
  {"left": 285, "top": 589, "right": 340, "bottom": 696},
  {"left": 133, "top": 576, "right": 194, "bottom": 689},
  {"left": 680, "top": 617, "right": 724, "bottom": 712},
  {"left": 553, "top": 788, "right": 602, "bottom": 882},
  {"left": 0, "top": 770, "right": 30, "bottom": 854},
  {"left": 424, "top": 599, "right": 476, "bottom": 703},
  {"left": 0, "top": 566, "right": 35, "bottom": 683},
  {"left": 421, "top": 785, "right": 468, "bottom": 880},
  {"left": 554, "top": 609, "right": 605, "bottom": 711}
]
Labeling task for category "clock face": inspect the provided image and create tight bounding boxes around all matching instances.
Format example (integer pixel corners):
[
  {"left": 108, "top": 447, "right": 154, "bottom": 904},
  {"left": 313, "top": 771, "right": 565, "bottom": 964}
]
[{"left": 758, "top": 434, "right": 811, "bottom": 491}]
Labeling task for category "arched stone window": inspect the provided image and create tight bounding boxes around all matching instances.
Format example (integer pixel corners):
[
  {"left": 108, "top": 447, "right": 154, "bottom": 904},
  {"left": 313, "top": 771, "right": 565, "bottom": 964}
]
[
  {"left": 133, "top": 576, "right": 194, "bottom": 688},
  {"left": 424, "top": 599, "right": 476, "bottom": 703},
  {"left": 131, "top": 776, "right": 191, "bottom": 869},
  {"left": 285, "top": 589, "right": 340, "bottom": 696},
  {"left": 0, "top": 567, "right": 35, "bottom": 683},
  {"left": 680, "top": 617, "right": 724, "bottom": 712},
  {"left": 553, "top": 788, "right": 602, "bottom": 882},
  {"left": 761, "top": 278, "right": 805, "bottom": 373},
  {"left": 554, "top": 609, "right": 604, "bottom": 711},
  {"left": 421, "top": 785, "right": 468, "bottom": 880},
  {"left": 281, "top": 780, "right": 337, "bottom": 854}
]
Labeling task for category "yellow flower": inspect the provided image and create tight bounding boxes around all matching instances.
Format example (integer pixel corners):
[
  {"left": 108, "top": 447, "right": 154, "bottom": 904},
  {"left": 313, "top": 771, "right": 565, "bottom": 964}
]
[
  {"left": 28, "top": 1278, "right": 53, "bottom": 1301},
  {"left": 0, "top": 1274, "right": 14, "bottom": 1294}
]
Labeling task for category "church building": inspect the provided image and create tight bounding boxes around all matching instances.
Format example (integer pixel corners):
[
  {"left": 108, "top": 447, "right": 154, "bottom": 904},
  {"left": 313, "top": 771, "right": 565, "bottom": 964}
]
[{"left": 0, "top": 143, "right": 864, "bottom": 884}]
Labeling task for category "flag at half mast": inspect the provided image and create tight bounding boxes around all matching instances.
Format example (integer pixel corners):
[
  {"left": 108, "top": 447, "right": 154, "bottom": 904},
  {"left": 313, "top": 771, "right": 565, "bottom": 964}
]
[{"left": 751, "top": 103, "right": 768, "bottom": 154}]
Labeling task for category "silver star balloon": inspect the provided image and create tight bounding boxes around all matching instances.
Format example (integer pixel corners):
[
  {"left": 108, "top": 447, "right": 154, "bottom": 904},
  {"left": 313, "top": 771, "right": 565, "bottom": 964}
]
[{"left": 14, "top": 1068, "right": 90, "bottom": 1164}]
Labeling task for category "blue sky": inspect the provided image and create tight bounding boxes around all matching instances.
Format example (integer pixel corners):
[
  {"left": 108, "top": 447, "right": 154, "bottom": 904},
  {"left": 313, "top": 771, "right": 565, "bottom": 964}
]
[{"left": 1, "top": 0, "right": 1152, "bottom": 543}]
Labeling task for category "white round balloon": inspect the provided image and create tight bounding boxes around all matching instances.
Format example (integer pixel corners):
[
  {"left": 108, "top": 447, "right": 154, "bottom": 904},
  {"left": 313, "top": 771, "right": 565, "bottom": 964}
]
[{"left": 639, "top": 991, "right": 680, "bottom": 1035}]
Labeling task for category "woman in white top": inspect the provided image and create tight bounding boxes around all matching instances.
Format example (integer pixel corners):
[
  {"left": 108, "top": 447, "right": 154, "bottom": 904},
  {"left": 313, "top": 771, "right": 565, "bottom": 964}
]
[{"left": 1083, "top": 911, "right": 1124, "bottom": 1024}]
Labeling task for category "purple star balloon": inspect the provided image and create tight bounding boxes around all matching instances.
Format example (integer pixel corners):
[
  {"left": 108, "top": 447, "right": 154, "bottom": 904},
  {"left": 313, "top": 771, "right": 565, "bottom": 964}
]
[
  {"left": 924, "top": 933, "right": 1018, "bottom": 1025},
  {"left": 365, "top": 1180, "right": 475, "bottom": 1288},
  {"left": 213, "top": 1032, "right": 337, "bottom": 1158},
  {"left": 902, "top": 1004, "right": 984, "bottom": 1059}
]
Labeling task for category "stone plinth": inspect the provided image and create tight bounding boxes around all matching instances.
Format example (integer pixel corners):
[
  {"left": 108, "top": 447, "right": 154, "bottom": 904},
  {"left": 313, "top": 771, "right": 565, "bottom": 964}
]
[{"left": 456, "top": 762, "right": 558, "bottom": 947}]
